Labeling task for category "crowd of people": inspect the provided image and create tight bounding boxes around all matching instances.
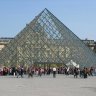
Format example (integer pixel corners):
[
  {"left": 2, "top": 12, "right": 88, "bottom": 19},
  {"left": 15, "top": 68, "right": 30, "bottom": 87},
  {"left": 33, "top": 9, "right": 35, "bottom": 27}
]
[{"left": 0, "top": 65, "right": 96, "bottom": 78}]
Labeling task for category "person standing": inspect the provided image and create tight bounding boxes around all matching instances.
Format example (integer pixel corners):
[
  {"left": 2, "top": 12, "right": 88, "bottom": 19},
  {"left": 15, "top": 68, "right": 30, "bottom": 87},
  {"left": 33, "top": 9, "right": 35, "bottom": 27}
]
[
  {"left": 20, "top": 67, "right": 24, "bottom": 78},
  {"left": 74, "top": 67, "right": 78, "bottom": 78},
  {"left": 53, "top": 67, "right": 56, "bottom": 78}
]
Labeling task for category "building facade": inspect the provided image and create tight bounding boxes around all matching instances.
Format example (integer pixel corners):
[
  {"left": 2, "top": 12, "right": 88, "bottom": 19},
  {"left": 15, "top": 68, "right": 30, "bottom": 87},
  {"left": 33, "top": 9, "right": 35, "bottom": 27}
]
[
  {"left": 82, "top": 39, "right": 96, "bottom": 53},
  {"left": 0, "top": 38, "right": 13, "bottom": 50}
]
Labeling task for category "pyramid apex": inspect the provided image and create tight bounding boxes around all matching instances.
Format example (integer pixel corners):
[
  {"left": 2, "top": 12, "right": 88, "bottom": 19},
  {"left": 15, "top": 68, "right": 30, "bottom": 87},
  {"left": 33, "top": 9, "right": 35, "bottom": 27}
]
[
  {"left": 43, "top": 8, "right": 49, "bottom": 12},
  {"left": 44, "top": 8, "right": 48, "bottom": 10}
]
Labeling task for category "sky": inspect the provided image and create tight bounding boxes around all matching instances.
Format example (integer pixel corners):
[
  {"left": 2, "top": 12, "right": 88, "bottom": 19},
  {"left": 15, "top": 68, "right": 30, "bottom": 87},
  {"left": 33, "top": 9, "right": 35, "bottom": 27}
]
[{"left": 0, "top": 0, "right": 96, "bottom": 40}]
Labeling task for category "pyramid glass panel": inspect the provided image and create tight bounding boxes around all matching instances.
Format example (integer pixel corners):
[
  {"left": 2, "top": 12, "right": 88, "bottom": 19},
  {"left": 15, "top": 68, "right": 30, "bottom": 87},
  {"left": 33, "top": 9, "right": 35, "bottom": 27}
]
[{"left": 0, "top": 8, "right": 96, "bottom": 67}]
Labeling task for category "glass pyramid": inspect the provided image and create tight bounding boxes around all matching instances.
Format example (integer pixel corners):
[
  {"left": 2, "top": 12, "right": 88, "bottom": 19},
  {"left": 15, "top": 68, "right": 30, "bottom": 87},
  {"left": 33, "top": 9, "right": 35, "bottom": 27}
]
[{"left": 0, "top": 8, "right": 96, "bottom": 67}]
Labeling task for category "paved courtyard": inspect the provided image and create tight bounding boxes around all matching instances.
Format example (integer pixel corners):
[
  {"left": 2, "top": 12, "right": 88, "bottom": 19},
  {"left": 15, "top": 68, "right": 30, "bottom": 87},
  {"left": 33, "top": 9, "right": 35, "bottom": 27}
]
[{"left": 0, "top": 75, "right": 96, "bottom": 96}]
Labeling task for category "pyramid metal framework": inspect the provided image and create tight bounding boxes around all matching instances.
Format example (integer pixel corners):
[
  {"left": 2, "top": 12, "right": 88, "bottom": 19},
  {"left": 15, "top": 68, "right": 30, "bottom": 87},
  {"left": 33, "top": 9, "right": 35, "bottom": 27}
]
[{"left": 0, "top": 8, "right": 96, "bottom": 67}]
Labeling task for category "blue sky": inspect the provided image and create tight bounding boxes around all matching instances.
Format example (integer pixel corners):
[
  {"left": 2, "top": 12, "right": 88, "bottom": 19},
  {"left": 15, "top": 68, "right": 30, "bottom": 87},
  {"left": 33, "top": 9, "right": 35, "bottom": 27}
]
[{"left": 0, "top": 0, "right": 96, "bottom": 40}]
